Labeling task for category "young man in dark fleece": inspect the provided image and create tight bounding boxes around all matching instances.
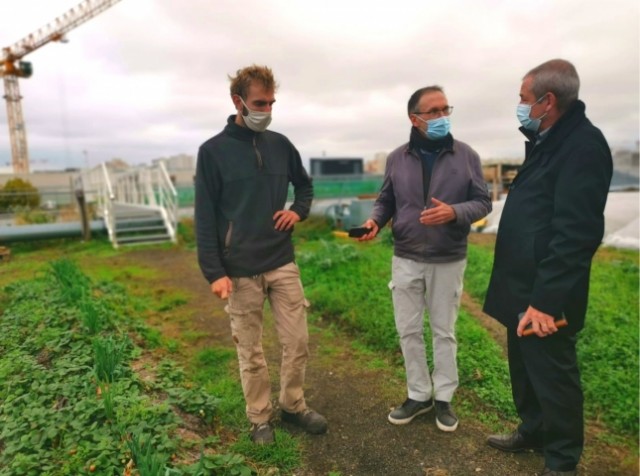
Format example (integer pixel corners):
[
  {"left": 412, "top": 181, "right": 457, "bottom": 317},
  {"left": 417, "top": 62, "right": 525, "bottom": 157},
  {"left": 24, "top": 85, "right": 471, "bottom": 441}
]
[{"left": 195, "top": 64, "right": 326, "bottom": 445}]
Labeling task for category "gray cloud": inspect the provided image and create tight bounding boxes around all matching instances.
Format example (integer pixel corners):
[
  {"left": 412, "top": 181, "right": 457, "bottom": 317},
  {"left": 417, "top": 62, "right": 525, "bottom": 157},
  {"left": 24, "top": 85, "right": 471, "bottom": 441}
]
[{"left": 0, "top": 0, "right": 637, "bottom": 171}]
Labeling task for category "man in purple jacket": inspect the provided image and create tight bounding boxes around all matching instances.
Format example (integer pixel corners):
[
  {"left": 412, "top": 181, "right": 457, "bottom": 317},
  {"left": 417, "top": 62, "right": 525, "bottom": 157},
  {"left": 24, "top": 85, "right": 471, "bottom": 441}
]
[{"left": 359, "top": 85, "right": 491, "bottom": 431}]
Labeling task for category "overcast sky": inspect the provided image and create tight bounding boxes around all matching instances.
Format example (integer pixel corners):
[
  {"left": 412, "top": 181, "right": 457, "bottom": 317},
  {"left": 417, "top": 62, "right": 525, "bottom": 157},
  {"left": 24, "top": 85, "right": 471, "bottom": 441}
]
[{"left": 0, "top": 0, "right": 638, "bottom": 171}]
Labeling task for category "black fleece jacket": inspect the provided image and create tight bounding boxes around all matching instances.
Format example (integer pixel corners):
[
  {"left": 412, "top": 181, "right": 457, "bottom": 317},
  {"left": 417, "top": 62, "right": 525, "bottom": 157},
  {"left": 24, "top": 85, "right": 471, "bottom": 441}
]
[{"left": 195, "top": 115, "right": 313, "bottom": 283}]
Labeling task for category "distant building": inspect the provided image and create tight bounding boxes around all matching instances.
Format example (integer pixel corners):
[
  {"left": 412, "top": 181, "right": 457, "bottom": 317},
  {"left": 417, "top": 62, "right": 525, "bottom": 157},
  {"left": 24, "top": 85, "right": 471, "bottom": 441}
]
[
  {"left": 105, "top": 158, "right": 130, "bottom": 172},
  {"left": 480, "top": 158, "right": 523, "bottom": 201},
  {"left": 365, "top": 152, "right": 388, "bottom": 174},
  {"left": 152, "top": 154, "right": 195, "bottom": 172},
  {"left": 613, "top": 146, "right": 639, "bottom": 170},
  {"left": 309, "top": 157, "right": 363, "bottom": 176},
  {"left": 151, "top": 154, "right": 195, "bottom": 185},
  {"left": 611, "top": 145, "right": 639, "bottom": 190}
]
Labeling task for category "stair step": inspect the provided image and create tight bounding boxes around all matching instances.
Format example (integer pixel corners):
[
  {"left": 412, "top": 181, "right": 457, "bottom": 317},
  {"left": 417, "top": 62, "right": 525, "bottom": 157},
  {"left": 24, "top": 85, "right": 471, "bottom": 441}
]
[
  {"left": 114, "top": 212, "right": 163, "bottom": 220},
  {"left": 116, "top": 225, "right": 167, "bottom": 234},
  {"left": 117, "top": 233, "right": 171, "bottom": 244},
  {"left": 115, "top": 218, "right": 163, "bottom": 226},
  {"left": 115, "top": 219, "right": 164, "bottom": 227}
]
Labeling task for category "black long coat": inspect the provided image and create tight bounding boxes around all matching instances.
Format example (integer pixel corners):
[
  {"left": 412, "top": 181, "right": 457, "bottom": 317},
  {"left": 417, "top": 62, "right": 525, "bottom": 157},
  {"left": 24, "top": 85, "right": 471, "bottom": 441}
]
[{"left": 483, "top": 100, "right": 612, "bottom": 332}]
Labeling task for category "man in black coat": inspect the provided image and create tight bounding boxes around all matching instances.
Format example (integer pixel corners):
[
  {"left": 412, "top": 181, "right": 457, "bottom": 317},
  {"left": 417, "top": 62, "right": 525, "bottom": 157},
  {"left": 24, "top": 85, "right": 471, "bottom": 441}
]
[{"left": 483, "top": 59, "right": 612, "bottom": 476}]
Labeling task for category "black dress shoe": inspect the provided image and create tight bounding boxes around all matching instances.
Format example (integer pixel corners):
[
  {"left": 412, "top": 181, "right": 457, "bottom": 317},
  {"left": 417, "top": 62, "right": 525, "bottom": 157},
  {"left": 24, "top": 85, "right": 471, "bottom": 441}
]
[
  {"left": 487, "top": 431, "right": 543, "bottom": 453},
  {"left": 541, "top": 467, "right": 577, "bottom": 476}
]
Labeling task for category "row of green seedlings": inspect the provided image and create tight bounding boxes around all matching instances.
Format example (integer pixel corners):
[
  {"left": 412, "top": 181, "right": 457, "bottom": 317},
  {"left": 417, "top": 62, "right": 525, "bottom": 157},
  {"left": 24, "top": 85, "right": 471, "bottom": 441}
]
[
  {"left": 49, "top": 259, "right": 252, "bottom": 476},
  {"left": 50, "top": 259, "right": 165, "bottom": 473}
]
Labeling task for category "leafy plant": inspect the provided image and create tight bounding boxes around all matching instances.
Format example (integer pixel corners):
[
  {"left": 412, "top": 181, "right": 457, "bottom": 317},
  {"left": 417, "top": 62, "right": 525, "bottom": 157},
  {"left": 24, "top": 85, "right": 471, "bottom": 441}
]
[
  {"left": 0, "top": 177, "right": 40, "bottom": 211},
  {"left": 181, "top": 447, "right": 252, "bottom": 476},
  {"left": 0, "top": 265, "right": 253, "bottom": 476},
  {"left": 100, "top": 382, "right": 116, "bottom": 422},
  {"left": 93, "top": 335, "right": 129, "bottom": 383},
  {"left": 127, "top": 431, "right": 169, "bottom": 476},
  {"left": 79, "top": 297, "right": 103, "bottom": 334},
  {"left": 15, "top": 207, "right": 55, "bottom": 224},
  {"left": 48, "top": 258, "right": 92, "bottom": 305}
]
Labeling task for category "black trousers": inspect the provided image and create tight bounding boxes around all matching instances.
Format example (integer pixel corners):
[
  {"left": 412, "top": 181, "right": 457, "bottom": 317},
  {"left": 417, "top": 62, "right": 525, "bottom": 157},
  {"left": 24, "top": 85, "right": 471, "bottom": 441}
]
[{"left": 507, "top": 328, "right": 583, "bottom": 471}]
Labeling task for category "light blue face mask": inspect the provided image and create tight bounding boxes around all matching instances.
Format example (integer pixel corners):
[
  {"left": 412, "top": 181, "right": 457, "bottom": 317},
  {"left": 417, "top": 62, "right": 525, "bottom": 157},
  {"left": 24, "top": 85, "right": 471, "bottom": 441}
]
[
  {"left": 417, "top": 116, "right": 451, "bottom": 140},
  {"left": 517, "top": 95, "right": 547, "bottom": 132}
]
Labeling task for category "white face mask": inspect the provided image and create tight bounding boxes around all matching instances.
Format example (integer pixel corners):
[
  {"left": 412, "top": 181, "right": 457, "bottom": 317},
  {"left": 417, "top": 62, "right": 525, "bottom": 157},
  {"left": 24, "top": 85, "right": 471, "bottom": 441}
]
[{"left": 239, "top": 97, "right": 272, "bottom": 132}]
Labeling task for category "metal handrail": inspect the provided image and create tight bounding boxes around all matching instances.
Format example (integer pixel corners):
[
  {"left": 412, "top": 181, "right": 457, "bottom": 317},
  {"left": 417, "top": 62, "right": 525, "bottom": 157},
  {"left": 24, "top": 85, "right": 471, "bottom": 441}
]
[
  {"left": 75, "top": 161, "right": 178, "bottom": 246},
  {"left": 75, "top": 163, "right": 115, "bottom": 243},
  {"left": 100, "top": 163, "right": 115, "bottom": 244}
]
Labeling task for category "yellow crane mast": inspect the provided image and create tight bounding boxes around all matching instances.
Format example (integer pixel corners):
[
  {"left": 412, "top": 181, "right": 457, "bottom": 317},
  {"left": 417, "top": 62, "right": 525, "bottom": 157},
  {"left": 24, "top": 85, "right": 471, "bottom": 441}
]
[{"left": 1, "top": 0, "right": 123, "bottom": 174}]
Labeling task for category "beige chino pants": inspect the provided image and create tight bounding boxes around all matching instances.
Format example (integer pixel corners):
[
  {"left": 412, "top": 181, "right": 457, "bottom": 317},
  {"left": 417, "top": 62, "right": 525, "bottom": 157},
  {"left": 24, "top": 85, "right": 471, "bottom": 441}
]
[{"left": 226, "top": 262, "right": 310, "bottom": 424}]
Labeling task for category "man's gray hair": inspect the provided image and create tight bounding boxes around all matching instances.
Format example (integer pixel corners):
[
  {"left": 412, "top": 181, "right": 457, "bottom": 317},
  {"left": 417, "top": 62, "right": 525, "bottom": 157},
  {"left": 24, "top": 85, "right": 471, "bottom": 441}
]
[{"left": 525, "top": 59, "right": 580, "bottom": 113}]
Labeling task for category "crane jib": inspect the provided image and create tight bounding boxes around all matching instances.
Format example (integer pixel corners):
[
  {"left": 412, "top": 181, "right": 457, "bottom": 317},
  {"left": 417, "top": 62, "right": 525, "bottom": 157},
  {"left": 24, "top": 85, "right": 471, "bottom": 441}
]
[{"left": 0, "top": 0, "right": 124, "bottom": 175}]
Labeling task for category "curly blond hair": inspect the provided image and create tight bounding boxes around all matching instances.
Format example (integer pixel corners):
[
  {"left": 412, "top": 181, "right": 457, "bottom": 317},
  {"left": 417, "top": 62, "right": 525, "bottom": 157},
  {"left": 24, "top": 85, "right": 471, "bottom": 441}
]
[{"left": 229, "top": 65, "right": 278, "bottom": 99}]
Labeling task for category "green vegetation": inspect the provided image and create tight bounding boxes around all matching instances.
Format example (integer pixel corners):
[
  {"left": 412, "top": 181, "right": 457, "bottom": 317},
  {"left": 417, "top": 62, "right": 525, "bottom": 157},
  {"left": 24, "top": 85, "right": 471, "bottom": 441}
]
[
  {"left": 0, "top": 217, "right": 636, "bottom": 475},
  {"left": 464, "top": 243, "right": 640, "bottom": 436},
  {"left": 0, "top": 177, "right": 40, "bottom": 211},
  {"left": 296, "top": 232, "right": 516, "bottom": 426},
  {"left": 296, "top": 216, "right": 639, "bottom": 437},
  {"left": 0, "top": 259, "right": 291, "bottom": 475}
]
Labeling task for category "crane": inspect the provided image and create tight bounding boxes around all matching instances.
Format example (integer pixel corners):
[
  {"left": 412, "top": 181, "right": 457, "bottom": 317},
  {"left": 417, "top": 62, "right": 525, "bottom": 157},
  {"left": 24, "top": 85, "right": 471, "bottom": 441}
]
[{"left": 1, "top": 0, "right": 123, "bottom": 174}]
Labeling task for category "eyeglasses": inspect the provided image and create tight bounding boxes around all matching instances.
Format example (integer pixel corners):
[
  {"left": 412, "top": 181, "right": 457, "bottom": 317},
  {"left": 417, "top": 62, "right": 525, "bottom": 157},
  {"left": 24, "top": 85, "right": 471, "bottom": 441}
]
[{"left": 413, "top": 106, "right": 454, "bottom": 117}]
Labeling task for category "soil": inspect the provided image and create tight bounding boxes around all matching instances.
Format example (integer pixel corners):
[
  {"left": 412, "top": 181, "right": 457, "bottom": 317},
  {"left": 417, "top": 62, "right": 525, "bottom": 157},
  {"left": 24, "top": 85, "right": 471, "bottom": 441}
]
[{"left": 110, "top": 235, "right": 637, "bottom": 476}]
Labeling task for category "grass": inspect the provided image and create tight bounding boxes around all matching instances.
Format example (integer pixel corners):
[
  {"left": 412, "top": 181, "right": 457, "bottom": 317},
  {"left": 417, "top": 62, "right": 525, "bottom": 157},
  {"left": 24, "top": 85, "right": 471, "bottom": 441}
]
[
  {"left": 295, "top": 216, "right": 639, "bottom": 440},
  {"left": 0, "top": 256, "right": 295, "bottom": 475},
  {"left": 297, "top": 233, "right": 517, "bottom": 426},
  {"left": 1, "top": 217, "right": 636, "bottom": 474},
  {"left": 464, "top": 241, "right": 640, "bottom": 436}
]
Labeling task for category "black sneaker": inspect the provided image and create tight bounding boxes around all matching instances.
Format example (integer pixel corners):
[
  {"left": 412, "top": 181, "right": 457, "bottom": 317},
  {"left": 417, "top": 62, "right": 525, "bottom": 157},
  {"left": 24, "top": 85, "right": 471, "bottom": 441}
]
[
  {"left": 281, "top": 408, "right": 328, "bottom": 435},
  {"left": 388, "top": 398, "right": 433, "bottom": 425},
  {"left": 435, "top": 400, "right": 458, "bottom": 432},
  {"left": 250, "top": 422, "right": 275, "bottom": 444}
]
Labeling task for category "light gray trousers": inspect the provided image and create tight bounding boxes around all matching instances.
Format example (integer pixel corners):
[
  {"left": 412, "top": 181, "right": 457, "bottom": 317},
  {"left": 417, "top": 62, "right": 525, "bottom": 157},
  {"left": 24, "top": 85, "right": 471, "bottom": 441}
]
[{"left": 390, "top": 256, "right": 466, "bottom": 403}]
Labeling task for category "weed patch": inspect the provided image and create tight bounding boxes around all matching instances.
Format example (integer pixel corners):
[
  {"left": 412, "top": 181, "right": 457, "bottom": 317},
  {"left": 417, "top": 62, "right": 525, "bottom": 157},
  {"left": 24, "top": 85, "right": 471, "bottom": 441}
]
[
  {"left": 0, "top": 259, "right": 259, "bottom": 475},
  {"left": 296, "top": 225, "right": 639, "bottom": 440}
]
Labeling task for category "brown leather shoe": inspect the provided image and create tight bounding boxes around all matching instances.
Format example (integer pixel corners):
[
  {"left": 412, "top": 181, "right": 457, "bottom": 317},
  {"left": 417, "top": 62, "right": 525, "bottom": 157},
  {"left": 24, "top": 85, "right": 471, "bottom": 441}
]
[
  {"left": 281, "top": 408, "right": 328, "bottom": 434},
  {"left": 541, "top": 467, "right": 577, "bottom": 476},
  {"left": 487, "top": 431, "right": 543, "bottom": 453},
  {"left": 250, "top": 422, "right": 275, "bottom": 444}
]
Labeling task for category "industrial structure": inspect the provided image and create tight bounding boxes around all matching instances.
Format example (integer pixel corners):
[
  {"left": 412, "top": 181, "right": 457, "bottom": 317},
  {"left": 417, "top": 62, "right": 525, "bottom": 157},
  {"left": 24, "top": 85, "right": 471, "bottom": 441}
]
[{"left": 1, "top": 0, "right": 122, "bottom": 175}]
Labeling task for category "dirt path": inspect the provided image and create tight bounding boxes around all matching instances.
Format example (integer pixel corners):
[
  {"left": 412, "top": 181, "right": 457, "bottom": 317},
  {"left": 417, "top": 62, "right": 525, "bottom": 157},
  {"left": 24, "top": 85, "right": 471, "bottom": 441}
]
[{"left": 114, "top": 246, "right": 636, "bottom": 476}]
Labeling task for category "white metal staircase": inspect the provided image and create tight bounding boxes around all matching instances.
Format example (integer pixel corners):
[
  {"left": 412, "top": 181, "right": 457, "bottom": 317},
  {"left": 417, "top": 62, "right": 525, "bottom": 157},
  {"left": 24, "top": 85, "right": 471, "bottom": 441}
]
[{"left": 78, "top": 162, "right": 178, "bottom": 248}]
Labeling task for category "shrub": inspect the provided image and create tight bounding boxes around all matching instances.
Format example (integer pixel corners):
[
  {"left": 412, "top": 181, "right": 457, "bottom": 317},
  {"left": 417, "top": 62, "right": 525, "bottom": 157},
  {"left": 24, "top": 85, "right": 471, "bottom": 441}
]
[{"left": 0, "top": 178, "right": 40, "bottom": 211}]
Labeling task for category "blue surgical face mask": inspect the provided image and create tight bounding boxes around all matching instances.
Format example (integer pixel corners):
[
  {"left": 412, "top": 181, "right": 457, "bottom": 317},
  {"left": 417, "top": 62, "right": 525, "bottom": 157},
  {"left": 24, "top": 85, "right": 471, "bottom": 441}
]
[
  {"left": 517, "top": 95, "right": 548, "bottom": 132},
  {"left": 417, "top": 115, "right": 451, "bottom": 140}
]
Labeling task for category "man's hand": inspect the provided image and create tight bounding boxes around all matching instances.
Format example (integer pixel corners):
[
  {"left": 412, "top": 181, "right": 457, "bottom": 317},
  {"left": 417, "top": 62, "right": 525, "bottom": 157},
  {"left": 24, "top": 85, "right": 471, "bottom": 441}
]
[
  {"left": 517, "top": 305, "right": 560, "bottom": 338},
  {"left": 358, "top": 219, "right": 379, "bottom": 241},
  {"left": 273, "top": 210, "right": 301, "bottom": 231},
  {"left": 420, "top": 197, "right": 456, "bottom": 225},
  {"left": 211, "top": 276, "right": 232, "bottom": 300}
]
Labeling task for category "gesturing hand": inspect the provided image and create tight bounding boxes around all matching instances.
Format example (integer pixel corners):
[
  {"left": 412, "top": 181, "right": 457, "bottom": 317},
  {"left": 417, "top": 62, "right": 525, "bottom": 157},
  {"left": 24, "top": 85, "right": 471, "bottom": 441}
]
[{"left": 419, "top": 197, "right": 456, "bottom": 225}]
